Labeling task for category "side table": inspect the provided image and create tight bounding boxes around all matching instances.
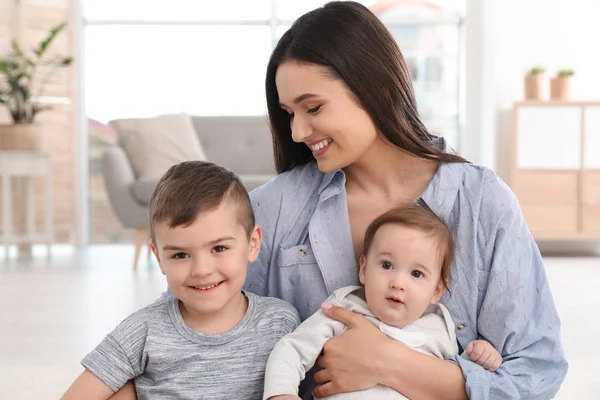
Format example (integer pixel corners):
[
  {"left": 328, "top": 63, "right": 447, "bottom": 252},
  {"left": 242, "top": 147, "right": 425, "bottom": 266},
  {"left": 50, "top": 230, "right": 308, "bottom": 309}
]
[{"left": 0, "top": 151, "right": 53, "bottom": 261}]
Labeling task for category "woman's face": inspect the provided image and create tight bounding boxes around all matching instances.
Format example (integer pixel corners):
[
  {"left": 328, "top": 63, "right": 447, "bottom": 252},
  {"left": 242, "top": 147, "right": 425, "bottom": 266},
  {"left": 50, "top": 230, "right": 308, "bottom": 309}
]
[{"left": 275, "top": 60, "right": 379, "bottom": 172}]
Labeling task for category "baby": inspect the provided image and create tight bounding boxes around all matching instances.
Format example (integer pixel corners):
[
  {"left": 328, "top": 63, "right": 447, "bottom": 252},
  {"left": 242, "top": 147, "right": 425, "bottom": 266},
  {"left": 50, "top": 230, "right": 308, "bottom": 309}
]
[{"left": 263, "top": 205, "right": 501, "bottom": 399}]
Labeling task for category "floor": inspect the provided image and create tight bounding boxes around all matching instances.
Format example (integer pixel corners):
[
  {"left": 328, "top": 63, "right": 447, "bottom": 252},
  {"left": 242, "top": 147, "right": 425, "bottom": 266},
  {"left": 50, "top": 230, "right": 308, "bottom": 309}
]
[{"left": 0, "top": 245, "right": 598, "bottom": 399}]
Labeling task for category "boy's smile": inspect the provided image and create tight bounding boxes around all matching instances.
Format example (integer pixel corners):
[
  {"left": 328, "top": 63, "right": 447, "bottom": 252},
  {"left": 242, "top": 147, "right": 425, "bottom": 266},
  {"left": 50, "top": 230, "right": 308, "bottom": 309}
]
[
  {"left": 151, "top": 199, "right": 262, "bottom": 334},
  {"left": 188, "top": 281, "right": 224, "bottom": 292}
]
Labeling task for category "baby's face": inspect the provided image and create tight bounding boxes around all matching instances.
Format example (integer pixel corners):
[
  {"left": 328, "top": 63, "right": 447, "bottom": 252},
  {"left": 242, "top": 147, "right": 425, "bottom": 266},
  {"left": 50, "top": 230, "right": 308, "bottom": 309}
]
[{"left": 359, "top": 224, "right": 445, "bottom": 327}]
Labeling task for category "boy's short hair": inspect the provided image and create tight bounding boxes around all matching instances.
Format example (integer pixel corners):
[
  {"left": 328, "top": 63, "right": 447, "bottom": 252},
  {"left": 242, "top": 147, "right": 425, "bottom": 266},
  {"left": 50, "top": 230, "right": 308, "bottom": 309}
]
[
  {"left": 362, "top": 205, "right": 454, "bottom": 291},
  {"left": 148, "top": 161, "right": 255, "bottom": 245}
]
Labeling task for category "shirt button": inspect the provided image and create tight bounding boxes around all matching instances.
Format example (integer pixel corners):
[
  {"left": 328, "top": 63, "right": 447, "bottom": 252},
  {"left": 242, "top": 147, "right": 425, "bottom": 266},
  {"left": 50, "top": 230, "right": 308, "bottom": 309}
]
[
  {"left": 457, "top": 323, "right": 465, "bottom": 330},
  {"left": 298, "top": 248, "right": 307, "bottom": 256}
]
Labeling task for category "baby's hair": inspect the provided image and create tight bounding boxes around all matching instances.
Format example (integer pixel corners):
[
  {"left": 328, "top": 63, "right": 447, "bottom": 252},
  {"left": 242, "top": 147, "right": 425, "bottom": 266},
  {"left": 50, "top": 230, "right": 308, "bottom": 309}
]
[
  {"left": 362, "top": 205, "right": 454, "bottom": 291},
  {"left": 148, "top": 161, "right": 255, "bottom": 245}
]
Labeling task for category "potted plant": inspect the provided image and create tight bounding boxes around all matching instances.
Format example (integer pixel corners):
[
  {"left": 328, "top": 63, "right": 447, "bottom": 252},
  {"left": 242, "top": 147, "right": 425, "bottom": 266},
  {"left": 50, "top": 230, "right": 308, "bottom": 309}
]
[
  {"left": 550, "top": 69, "right": 575, "bottom": 101},
  {"left": 0, "top": 22, "right": 72, "bottom": 151},
  {"left": 524, "top": 66, "right": 547, "bottom": 101},
  {"left": 0, "top": 22, "right": 72, "bottom": 258}
]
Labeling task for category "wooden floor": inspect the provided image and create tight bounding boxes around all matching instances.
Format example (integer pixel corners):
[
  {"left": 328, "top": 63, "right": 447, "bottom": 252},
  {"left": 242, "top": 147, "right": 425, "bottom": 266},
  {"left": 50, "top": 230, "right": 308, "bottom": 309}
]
[{"left": 0, "top": 245, "right": 598, "bottom": 399}]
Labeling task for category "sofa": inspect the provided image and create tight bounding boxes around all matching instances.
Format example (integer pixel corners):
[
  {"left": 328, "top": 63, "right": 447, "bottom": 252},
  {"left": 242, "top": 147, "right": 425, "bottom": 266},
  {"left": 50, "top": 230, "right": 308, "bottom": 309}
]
[{"left": 101, "top": 115, "right": 276, "bottom": 268}]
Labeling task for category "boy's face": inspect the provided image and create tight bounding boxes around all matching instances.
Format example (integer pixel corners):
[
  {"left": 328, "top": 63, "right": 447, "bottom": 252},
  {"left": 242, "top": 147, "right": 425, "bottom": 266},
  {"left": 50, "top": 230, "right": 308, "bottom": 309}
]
[
  {"left": 359, "top": 223, "right": 445, "bottom": 327},
  {"left": 151, "top": 200, "right": 261, "bottom": 328}
]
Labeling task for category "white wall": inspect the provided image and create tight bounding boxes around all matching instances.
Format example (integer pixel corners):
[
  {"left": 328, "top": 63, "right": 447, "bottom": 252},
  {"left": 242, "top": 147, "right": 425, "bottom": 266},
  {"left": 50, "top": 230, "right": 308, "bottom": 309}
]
[{"left": 465, "top": 0, "right": 600, "bottom": 179}]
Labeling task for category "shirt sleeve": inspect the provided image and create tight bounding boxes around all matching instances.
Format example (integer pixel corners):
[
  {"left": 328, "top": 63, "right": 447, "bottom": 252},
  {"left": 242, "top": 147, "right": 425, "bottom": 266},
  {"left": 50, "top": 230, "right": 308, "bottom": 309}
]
[
  {"left": 81, "top": 334, "right": 137, "bottom": 392},
  {"left": 281, "top": 304, "right": 302, "bottom": 334},
  {"left": 81, "top": 314, "right": 148, "bottom": 392},
  {"left": 263, "top": 308, "right": 346, "bottom": 399},
  {"left": 453, "top": 183, "right": 568, "bottom": 399}
]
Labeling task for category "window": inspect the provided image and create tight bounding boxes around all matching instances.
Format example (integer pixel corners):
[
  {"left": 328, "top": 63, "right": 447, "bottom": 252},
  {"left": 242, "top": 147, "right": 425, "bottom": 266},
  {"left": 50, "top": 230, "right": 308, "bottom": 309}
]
[
  {"left": 83, "top": 0, "right": 272, "bottom": 21},
  {"left": 85, "top": 25, "right": 272, "bottom": 121},
  {"left": 83, "top": 0, "right": 464, "bottom": 244},
  {"left": 84, "top": 0, "right": 463, "bottom": 123}
]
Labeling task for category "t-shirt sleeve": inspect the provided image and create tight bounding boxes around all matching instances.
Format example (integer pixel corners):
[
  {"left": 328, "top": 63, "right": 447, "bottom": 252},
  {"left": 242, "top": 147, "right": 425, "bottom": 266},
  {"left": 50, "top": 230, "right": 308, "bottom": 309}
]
[
  {"left": 81, "top": 312, "right": 148, "bottom": 392},
  {"left": 280, "top": 303, "right": 301, "bottom": 334}
]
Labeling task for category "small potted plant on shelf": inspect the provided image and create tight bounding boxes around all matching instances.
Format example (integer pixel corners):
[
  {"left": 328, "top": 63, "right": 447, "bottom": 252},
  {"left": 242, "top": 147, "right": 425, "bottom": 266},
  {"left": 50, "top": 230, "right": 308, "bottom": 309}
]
[
  {"left": 0, "top": 22, "right": 72, "bottom": 151},
  {"left": 524, "top": 66, "right": 547, "bottom": 101},
  {"left": 550, "top": 68, "right": 575, "bottom": 101}
]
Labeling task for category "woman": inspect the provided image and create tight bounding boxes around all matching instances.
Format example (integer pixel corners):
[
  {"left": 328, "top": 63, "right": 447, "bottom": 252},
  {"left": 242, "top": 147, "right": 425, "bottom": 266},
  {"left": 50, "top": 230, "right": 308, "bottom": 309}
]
[{"left": 244, "top": 1, "right": 567, "bottom": 399}]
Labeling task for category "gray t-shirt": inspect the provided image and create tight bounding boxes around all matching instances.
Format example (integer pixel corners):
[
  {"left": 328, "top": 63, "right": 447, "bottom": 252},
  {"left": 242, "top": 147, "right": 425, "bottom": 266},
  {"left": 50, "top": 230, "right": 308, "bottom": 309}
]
[{"left": 82, "top": 291, "right": 300, "bottom": 400}]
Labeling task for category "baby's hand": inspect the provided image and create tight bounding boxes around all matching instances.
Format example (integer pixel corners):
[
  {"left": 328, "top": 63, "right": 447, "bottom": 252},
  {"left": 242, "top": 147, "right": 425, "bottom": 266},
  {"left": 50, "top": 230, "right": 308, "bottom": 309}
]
[
  {"left": 268, "top": 396, "right": 301, "bottom": 400},
  {"left": 466, "top": 340, "right": 502, "bottom": 371}
]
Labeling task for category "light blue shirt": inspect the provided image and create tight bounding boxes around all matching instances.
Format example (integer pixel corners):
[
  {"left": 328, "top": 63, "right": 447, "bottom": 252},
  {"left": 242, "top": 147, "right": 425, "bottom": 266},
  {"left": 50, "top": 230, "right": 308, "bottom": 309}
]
[{"left": 244, "top": 140, "right": 568, "bottom": 399}]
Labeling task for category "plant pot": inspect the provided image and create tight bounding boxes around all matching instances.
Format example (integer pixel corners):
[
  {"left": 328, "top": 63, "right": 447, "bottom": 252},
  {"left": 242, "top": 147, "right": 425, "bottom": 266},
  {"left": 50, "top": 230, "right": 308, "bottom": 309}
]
[
  {"left": 550, "top": 77, "right": 572, "bottom": 101},
  {"left": 524, "top": 74, "right": 547, "bottom": 101},
  {"left": 0, "top": 123, "right": 42, "bottom": 258},
  {"left": 0, "top": 123, "right": 41, "bottom": 151}
]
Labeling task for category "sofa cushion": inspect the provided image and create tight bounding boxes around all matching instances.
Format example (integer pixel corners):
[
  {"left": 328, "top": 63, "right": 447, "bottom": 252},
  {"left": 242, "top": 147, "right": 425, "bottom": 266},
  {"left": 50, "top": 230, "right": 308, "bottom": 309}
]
[
  {"left": 110, "top": 113, "right": 207, "bottom": 181},
  {"left": 191, "top": 116, "right": 275, "bottom": 175},
  {"left": 130, "top": 178, "right": 159, "bottom": 206},
  {"left": 240, "top": 174, "right": 274, "bottom": 192},
  {"left": 130, "top": 174, "right": 272, "bottom": 206}
]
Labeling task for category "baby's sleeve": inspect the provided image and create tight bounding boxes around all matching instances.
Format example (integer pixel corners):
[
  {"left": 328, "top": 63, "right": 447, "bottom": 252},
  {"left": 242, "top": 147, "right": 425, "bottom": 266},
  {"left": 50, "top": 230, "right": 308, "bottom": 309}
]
[{"left": 263, "top": 308, "right": 346, "bottom": 399}]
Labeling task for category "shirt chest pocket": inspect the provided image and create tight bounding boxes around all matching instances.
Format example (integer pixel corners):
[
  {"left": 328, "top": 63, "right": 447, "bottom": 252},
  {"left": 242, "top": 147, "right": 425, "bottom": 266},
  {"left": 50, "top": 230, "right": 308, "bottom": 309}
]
[
  {"left": 275, "top": 244, "right": 328, "bottom": 320},
  {"left": 277, "top": 244, "right": 318, "bottom": 267}
]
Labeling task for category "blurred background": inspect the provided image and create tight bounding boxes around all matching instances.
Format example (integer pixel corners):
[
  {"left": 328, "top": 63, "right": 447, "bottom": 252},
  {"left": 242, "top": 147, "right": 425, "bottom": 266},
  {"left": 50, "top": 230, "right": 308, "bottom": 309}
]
[{"left": 0, "top": 0, "right": 598, "bottom": 398}]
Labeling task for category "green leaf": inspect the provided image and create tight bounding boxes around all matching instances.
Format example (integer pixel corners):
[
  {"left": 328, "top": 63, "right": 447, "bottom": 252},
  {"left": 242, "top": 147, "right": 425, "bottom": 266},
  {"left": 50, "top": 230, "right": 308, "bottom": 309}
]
[
  {"left": 12, "top": 72, "right": 26, "bottom": 84},
  {"left": 11, "top": 41, "right": 24, "bottom": 57},
  {"left": 529, "top": 66, "right": 545, "bottom": 75},
  {"left": 558, "top": 68, "right": 575, "bottom": 77},
  {"left": 1, "top": 21, "right": 71, "bottom": 123},
  {"left": 7, "top": 78, "right": 30, "bottom": 101},
  {"left": 33, "top": 22, "right": 67, "bottom": 58},
  {"left": 1, "top": 58, "right": 19, "bottom": 74}
]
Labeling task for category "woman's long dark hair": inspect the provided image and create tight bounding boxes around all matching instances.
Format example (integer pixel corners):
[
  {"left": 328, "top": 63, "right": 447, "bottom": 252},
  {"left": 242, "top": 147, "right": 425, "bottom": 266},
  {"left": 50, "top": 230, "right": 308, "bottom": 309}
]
[{"left": 266, "top": 1, "right": 466, "bottom": 173}]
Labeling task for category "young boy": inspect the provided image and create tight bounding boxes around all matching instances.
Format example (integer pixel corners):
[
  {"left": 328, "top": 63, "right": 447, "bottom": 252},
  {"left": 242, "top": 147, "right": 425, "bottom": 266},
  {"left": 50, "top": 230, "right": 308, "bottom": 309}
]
[
  {"left": 263, "top": 206, "right": 502, "bottom": 400},
  {"left": 62, "top": 161, "right": 300, "bottom": 400}
]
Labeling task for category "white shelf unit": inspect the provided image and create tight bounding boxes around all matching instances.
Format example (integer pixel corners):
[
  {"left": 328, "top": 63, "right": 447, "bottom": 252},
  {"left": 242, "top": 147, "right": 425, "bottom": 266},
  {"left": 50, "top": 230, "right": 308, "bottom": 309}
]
[{"left": 510, "top": 101, "right": 600, "bottom": 240}]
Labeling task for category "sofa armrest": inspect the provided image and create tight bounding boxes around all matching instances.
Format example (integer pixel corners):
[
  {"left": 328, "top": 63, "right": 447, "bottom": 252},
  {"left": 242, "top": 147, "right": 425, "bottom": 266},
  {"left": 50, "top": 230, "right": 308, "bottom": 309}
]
[{"left": 101, "top": 146, "right": 149, "bottom": 229}]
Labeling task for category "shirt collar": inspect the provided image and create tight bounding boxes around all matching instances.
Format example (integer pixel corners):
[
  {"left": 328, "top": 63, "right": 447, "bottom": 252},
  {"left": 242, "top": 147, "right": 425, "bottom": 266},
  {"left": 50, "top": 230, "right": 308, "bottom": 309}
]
[
  {"left": 418, "top": 160, "right": 464, "bottom": 224},
  {"left": 317, "top": 168, "right": 346, "bottom": 202},
  {"left": 314, "top": 137, "right": 464, "bottom": 222},
  {"left": 418, "top": 138, "right": 464, "bottom": 223}
]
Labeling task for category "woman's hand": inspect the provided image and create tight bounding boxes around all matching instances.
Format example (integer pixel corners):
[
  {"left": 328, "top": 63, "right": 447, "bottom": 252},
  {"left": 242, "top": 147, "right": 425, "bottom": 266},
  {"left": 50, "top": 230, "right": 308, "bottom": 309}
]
[{"left": 312, "top": 303, "right": 391, "bottom": 397}]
